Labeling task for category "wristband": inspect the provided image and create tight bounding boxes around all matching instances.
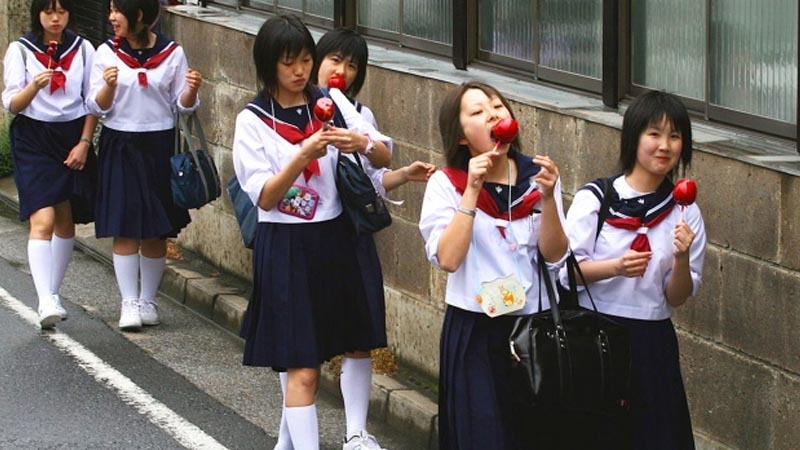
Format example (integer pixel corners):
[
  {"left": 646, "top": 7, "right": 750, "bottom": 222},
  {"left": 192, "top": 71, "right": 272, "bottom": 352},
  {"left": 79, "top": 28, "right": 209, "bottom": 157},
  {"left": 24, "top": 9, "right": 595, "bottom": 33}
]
[
  {"left": 79, "top": 137, "right": 92, "bottom": 145},
  {"left": 457, "top": 206, "right": 476, "bottom": 217}
]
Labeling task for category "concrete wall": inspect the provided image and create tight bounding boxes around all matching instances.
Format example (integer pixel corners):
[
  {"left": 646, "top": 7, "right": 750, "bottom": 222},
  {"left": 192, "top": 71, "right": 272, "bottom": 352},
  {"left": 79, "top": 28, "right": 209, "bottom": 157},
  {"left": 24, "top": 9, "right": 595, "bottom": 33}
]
[{"left": 1, "top": 5, "right": 798, "bottom": 449}]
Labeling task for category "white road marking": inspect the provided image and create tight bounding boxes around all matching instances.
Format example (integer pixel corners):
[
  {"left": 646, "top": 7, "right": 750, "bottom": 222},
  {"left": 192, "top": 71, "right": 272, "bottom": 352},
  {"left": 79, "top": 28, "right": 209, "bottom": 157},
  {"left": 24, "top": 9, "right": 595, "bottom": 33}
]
[{"left": 0, "top": 286, "right": 230, "bottom": 450}]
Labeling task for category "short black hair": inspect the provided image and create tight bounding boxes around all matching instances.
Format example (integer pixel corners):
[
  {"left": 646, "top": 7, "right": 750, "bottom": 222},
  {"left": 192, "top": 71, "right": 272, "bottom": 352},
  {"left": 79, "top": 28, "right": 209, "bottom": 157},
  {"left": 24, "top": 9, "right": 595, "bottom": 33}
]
[
  {"left": 619, "top": 90, "right": 693, "bottom": 178},
  {"left": 109, "top": 0, "right": 159, "bottom": 47},
  {"left": 311, "top": 28, "right": 368, "bottom": 97},
  {"left": 439, "top": 81, "right": 521, "bottom": 171},
  {"left": 30, "top": 0, "right": 74, "bottom": 38},
  {"left": 253, "top": 14, "right": 316, "bottom": 99}
]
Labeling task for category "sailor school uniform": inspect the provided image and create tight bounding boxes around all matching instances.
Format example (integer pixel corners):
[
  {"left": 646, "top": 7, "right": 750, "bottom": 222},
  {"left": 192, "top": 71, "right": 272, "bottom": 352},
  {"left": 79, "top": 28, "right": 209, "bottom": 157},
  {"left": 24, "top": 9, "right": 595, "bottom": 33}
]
[
  {"left": 233, "top": 86, "right": 392, "bottom": 369},
  {"left": 2, "top": 31, "right": 97, "bottom": 223},
  {"left": 563, "top": 175, "right": 707, "bottom": 450},
  {"left": 418, "top": 152, "right": 568, "bottom": 450},
  {"left": 87, "top": 34, "right": 198, "bottom": 239}
]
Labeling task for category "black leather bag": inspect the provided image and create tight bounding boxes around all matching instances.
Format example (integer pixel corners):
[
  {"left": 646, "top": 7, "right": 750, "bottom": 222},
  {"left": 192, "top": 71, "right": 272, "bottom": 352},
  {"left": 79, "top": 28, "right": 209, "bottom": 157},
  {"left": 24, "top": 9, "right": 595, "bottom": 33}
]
[
  {"left": 335, "top": 152, "right": 392, "bottom": 236},
  {"left": 509, "top": 252, "right": 631, "bottom": 415}
]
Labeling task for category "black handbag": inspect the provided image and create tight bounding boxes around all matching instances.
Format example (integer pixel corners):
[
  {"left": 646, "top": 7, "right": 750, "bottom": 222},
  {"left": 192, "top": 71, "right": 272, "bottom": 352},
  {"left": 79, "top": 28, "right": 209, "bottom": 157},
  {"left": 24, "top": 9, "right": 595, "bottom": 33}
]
[
  {"left": 509, "top": 252, "right": 631, "bottom": 415},
  {"left": 170, "top": 111, "right": 221, "bottom": 210},
  {"left": 335, "top": 152, "right": 392, "bottom": 236},
  {"left": 226, "top": 176, "right": 257, "bottom": 249}
]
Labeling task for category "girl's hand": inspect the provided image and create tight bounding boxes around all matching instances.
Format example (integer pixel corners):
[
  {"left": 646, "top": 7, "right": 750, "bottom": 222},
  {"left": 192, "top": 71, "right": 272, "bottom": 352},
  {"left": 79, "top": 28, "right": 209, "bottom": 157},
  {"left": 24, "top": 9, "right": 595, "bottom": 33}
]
[
  {"left": 31, "top": 69, "right": 54, "bottom": 91},
  {"left": 615, "top": 250, "right": 652, "bottom": 278},
  {"left": 403, "top": 161, "right": 437, "bottom": 183},
  {"left": 323, "top": 126, "right": 368, "bottom": 154},
  {"left": 673, "top": 220, "right": 695, "bottom": 258},
  {"left": 185, "top": 68, "right": 203, "bottom": 93},
  {"left": 299, "top": 129, "right": 332, "bottom": 161},
  {"left": 533, "top": 155, "right": 559, "bottom": 199},
  {"left": 64, "top": 141, "right": 89, "bottom": 170},
  {"left": 467, "top": 150, "right": 500, "bottom": 188},
  {"left": 103, "top": 66, "right": 119, "bottom": 87}
]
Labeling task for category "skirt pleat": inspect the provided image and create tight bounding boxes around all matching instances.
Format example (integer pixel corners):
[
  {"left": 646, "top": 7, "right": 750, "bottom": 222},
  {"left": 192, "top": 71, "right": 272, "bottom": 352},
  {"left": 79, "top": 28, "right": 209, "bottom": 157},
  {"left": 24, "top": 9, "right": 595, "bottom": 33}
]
[
  {"left": 241, "top": 216, "right": 387, "bottom": 369},
  {"left": 94, "top": 127, "right": 190, "bottom": 239},
  {"left": 9, "top": 115, "right": 97, "bottom": 223}
]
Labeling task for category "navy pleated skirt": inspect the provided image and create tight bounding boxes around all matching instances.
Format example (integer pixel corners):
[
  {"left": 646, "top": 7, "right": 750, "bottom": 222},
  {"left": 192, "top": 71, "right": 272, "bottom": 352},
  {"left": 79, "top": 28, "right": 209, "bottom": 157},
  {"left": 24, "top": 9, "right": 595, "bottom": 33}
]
[
  {"left": 95, "top": 127, "right": 190, "bottom": 239},
  {"left": 617, "top": 316, "right": 695, "bottom": 450},
  {"left": 439, "top": 306, "right": 525, "bottom": 450},
  {"left": 9, "top": 115, "right": 97, "bottom": 223},
  {"left": 240, "top": 215, "right": 387, "bottom": 369}
]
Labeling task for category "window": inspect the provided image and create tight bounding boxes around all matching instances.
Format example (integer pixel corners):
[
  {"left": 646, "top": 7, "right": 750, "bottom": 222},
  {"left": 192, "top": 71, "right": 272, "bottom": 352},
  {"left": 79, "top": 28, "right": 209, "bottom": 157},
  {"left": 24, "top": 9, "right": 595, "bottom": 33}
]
[{"left": 205, "top": 0, "right": 798, "bottom": 140}]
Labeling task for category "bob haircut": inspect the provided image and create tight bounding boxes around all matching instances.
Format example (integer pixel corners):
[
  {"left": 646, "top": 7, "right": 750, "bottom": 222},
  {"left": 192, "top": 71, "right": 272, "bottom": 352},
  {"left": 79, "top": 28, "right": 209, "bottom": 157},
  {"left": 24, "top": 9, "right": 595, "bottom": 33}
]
[
  {"left": 620, "top": 90, "right": 693, "bottom": 178},
  {"left": 311, "top": 28, "right": 368, "bottom": 98},
  {"left": 253, "top": 14, "right": 316, "bottom": 100},
  {"left": 30, "top": 0, "right": 74, "bottom": 38},
  {"left": 438, "top": 81, "right": 521, "bottom": 171},
  {"left": 109, "top": 0, "right": 160, "bottom": 47}
]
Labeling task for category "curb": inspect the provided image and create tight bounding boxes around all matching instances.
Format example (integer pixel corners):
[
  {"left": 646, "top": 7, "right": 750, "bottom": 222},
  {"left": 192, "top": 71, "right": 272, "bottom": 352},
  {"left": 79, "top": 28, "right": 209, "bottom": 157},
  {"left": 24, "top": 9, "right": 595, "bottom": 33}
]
[{"left": 0, "top": 176, "right": 439, "bottom": 449}]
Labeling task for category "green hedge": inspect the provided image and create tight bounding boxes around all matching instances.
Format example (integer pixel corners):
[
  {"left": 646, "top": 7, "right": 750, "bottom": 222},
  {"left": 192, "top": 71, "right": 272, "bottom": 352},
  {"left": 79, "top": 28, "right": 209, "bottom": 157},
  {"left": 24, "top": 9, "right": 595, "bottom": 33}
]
[{"left": 0, "top": 119, "right": 12, "bottom": 177}]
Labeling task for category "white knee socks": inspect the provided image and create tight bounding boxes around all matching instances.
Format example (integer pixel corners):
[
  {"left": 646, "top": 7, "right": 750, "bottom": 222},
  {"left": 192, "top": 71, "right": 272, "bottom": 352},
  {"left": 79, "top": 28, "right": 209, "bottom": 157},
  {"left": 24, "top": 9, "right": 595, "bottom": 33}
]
[
  {"left": 274, "top": 372, "right": 294, "bottom": 450},
  {"left": 113, "top": 253, "right": 139, "bottom": 301},
  {"left": 341, "top": 357, "right": 373, "bottom": 438},
  {"left": 285, "top": 404, "right": 318, "bottom": 450},
  {"left": 50, "top": 235, "right": 74, "bottom": 296},
  {"left": 139, "top": 255, "right": 165, "bottom": 302},
  {"left": 28, "top": 239, "right": 53, "bottom": 301}
]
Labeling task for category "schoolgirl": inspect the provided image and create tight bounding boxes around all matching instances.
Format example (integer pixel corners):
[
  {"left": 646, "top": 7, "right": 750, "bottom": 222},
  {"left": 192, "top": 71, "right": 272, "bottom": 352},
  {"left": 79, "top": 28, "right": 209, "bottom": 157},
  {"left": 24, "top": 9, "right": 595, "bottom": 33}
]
[
  {"left": 563, "top": 91, "right": 707, "bottom": 450},
  {"left": 87, "top": 0, "right": 202, "bottom": 330},
  {"left": 261, "top": 28, "right": 434, "bottom": 450},
  {"left": 2, "top": 0, "right": 98, "bottom": 328},
  {"left": 418, "top": 81, "right": 568, "bottom": 450},
  {"left": 233, "top": 15, "right": 395, "bottom": 450}
]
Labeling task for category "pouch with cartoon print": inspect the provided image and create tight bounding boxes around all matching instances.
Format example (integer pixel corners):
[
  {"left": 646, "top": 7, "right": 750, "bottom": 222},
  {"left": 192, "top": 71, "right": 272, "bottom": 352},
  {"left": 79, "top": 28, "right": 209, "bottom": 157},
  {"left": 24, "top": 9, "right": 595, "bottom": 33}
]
[
  {"left": 277, "top": 185, "right": 320, "bottom": 220},
  {"left": 475, "top": 275, "right": 526, "bottom": 317}
]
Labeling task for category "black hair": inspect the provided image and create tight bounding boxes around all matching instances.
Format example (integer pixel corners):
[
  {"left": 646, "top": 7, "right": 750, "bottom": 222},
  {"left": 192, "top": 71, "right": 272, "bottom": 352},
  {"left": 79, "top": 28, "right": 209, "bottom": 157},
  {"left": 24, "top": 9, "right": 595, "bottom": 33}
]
[
  {"left": 620, "top": 90, "right": 693, "bottom": 178},
  {"left": 253, "top": 14, "right": 316, "bottom": 100},
  {"left": 30, "top": 0, "right": 74, "bottom": 38},
  {"left": 311, "top": 28, "right": 368, "bottom": 98},
  {"left": 109, "top": 0, "right": 159, "bottom": 47},
  {"left": 439, "top": 81, "right": 521, "bottom": 171}
]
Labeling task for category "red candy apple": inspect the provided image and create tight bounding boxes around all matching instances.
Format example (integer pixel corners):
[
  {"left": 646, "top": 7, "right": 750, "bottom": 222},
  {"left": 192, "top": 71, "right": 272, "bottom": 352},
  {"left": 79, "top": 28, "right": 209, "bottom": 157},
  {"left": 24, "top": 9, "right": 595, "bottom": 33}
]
[
  {"left": 491, "top": 118, "right": 519, "bottom": 144},
  {"left": 46, "top": 41, "right": 57, "bottom": 56},
  {"left": 673, "top": 178, "right": 697, "bottom": 206},
  {"left": 327, "top": 74, "right": 347, "bottom": 90},
  {"left": 313, "top": 98, "right": 335, "bottom": 123}
]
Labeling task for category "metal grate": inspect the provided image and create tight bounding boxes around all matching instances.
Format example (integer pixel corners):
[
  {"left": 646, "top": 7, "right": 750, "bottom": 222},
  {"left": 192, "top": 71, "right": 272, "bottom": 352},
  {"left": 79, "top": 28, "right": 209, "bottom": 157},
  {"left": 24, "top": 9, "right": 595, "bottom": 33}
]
[{"left": 71, "top": 0, "right": 111, "bottom": 46}]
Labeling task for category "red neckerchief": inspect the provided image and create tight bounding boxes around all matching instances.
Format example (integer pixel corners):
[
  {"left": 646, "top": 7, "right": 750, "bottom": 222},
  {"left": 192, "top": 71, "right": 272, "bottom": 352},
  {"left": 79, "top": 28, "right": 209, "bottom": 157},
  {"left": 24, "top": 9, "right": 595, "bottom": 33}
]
[
  {"left": 245, "top": 101, "right": 324, "bottom": 182},
  {"left": 31, "top": 46, "right": 79, "bottom": 94},
  {"left": 604, "top": 207, "right": 673, "bottom": 252},
  {"left": 442, "top": 166, "right": 541, "bottom": 238},
  {"left": 113, "top": 41, "right": 179, "bottom": 88}
]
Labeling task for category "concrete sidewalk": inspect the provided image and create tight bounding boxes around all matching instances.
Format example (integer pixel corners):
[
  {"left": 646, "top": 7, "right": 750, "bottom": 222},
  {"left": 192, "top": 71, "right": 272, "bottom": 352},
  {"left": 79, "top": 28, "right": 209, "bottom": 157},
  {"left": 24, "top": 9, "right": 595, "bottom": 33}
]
[{"left": 0, "top": 176, "right": 440, "bottom": 450}]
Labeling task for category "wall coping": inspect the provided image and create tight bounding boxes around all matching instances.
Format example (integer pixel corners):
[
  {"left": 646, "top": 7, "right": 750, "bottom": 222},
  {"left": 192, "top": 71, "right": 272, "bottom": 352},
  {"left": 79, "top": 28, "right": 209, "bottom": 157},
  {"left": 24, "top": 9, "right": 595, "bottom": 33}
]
[{"left": 166, "top": 4, "right": 800, "bottom": 177}]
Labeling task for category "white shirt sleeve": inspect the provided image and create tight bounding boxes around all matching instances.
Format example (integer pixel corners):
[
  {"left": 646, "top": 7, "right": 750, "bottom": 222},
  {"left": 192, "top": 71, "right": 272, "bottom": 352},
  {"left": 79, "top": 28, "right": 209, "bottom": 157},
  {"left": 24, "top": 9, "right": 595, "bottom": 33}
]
[
  {"left": 232, "top": 111, "right": 275, "bottom": 207},
  {"left": 87, "top": 44, "right": 112, "bottom": 116},
  {"left": 172, "top": 46, "right": 198, "bottom": 114},
  {"left": 419, "top": 171, "right": 456, "bottom": 267},
  {"left": 81, "top": 40, "right": 96, "bottom": 107},
  {"left": 2, "top": 43, "right": 26, "bottom": 111}
]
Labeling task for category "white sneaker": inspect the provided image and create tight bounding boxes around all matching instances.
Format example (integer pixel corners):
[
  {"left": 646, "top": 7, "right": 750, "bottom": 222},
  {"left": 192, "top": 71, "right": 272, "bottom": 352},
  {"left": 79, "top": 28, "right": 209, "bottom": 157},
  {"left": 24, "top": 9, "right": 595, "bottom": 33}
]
[
  {"left": 139, "top": 299, "right": 160, "bottom": 326},
  {"left": 38, "top": 295, "right": 63, "bottom": 329},
  {"left": 119, "top": 299, "right": 142, "bottom": 330},
  {"left": 52, "top": 294, "right": 68, "bottom": 320},
  {"left": 342, "top": 431, "right": 387, "bottom": 450}
]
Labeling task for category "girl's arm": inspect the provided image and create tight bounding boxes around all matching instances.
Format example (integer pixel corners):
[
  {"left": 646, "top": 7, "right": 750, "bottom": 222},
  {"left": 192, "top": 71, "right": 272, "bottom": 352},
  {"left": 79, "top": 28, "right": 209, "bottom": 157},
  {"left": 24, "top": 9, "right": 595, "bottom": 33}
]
[
  {"left": 533, "top": 156, "right": 568, "bottom": 263},
  {"left": 664, "top": 218, "right": 705, "bottom": 307},
  {"left": 256, "top": 132, "right": 328, "bottom": 210},
  {"left": 381, "top": 161, "right": 436, "bottom": 192},
  {"left": 63, "top": 114, "right": 98, "bottom": 170},
  {"left": 2, "top": 43, "right": 52, "bottom": 114}
]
